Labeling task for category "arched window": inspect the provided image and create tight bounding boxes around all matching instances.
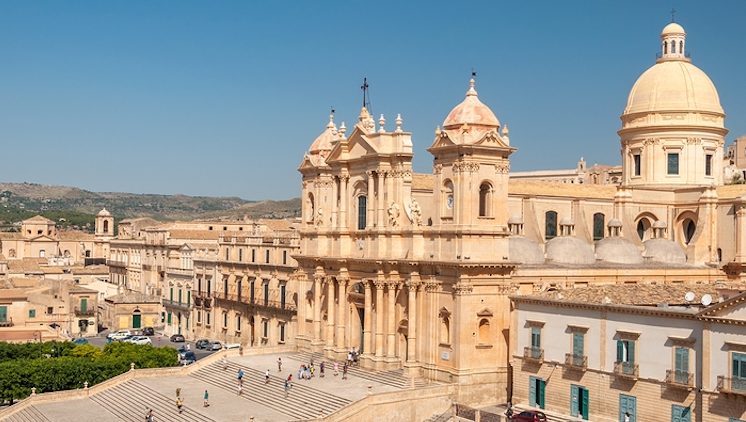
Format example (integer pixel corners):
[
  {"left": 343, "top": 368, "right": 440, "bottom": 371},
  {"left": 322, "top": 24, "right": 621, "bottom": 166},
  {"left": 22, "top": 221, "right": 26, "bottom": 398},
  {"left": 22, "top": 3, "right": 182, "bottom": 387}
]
[
  {"left": 671, "top": 40, "right": 676, "bottom": 54},
  {"left": 357, "top": 195, "right": 367, "bottom": 230},
  {"left": 717, "top": 248, "right": 723, "bottom": 262},
  {"left": 307, "top": 193, "right": 315, "bottom": 224},
  {"left": 478, "top": 182, "right": 492, "bottom": 217},
  {"left": 593, "top": 213, "right": 605, "bottom": 241},
  {"left": 683, "top": 219, "right": 696, "bottom": 244},
  {"left": 636, "top": 218, "right": 651, "bottom": 241},
  {"left": 545, "top": 211, "right": 558, "bottom": 240},
  {"left": 679, "top": 41, "right": 683, "bottom": 54},
  {"left": 443, "top": 180, "right": 454, "bottom": 218},
  {"left": 664, "top": 42, "right": 668, "bottom": 54},
  {"left": 478, "top": 318, "right": 490, "bottom": 344},
  {"left": 103, "top": 220, "right": 109, "bottom": 233}
]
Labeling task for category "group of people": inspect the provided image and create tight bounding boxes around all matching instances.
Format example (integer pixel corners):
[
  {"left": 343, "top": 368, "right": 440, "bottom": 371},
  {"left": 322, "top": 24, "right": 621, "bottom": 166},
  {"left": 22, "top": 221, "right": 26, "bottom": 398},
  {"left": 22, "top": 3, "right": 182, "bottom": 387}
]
[{"left": 145, "top": 388, "right": 209, "bottom": 419}]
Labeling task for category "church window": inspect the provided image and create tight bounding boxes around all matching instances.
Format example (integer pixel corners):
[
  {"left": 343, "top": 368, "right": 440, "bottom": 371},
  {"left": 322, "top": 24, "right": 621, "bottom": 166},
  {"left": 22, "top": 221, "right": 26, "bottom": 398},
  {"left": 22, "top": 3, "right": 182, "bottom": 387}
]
[
  {"left": 478, "top": 318, "right": 490, "bottom": 344},
  {"left": 39, "top": 249, "right": 45, "bottom": 258},
  {"left": 717, "top": 248, "right": 723, "bottom": 262},
  {"left": 357, "top": 195, "right": 367, "bottom": 230},
  {"left": 103, "top": 220, "right": 109, "bottom": 233},
  {"left": 679, "top": 41, "right": 683, "bottom": 54},
  {"left": 683, "top": 219, "right": 696, "bottom": 244},
  {"left": 593, "top": 213, "right": 605, "bottom": 241},
  {"left": 545, "top": 211, "right": 558, "bottom": 240},
  {"left": 671, "top": 40, "right": 676, "bottom": 54},
  {"left": 478, "top": 182, "right": 493, "bottom": 217},
  {"left": 667, "top": 153, "right": 679, "bottom": 175},
  {"left": 636, "top": 218, "right": 651, "bottom": 241},
  {"left": 663, "top": 42, "right": 668, "bottom": 54},
  {"left": 633, "top": 154, "right": 641, "bottom": 176},
  {"left": 705, "top": 154, "right": 713, "bottom": 176}
]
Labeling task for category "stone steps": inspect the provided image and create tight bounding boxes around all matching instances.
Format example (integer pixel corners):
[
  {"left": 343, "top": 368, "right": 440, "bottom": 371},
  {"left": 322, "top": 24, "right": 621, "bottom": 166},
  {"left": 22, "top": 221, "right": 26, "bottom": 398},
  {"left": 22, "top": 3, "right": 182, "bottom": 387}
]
[
  {"left": 2, "top": 405, "right": 50, "bottom": 422},
  {"left": 90, "top": 380, "right": 215, "bottom": 422},
  {"left": 190, "top": 361, "right": 351, "bottom": 420},
  {"left": 289, "top": 351, "right": 428, "bottom": 389}
]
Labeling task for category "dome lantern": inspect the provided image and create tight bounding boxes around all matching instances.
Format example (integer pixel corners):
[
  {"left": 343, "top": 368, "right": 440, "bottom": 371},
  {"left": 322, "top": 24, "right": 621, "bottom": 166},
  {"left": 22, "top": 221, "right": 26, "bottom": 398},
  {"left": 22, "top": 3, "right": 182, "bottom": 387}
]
[{"left": 659, "top": 22, "right": 688, "bottom": 62}]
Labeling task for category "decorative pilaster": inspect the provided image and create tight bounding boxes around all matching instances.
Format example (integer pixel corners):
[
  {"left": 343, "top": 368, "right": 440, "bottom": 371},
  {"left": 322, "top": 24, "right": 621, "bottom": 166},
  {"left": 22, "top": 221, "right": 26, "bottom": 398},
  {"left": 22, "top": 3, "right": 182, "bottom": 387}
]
[
  {"left": 386, "top": 279, "right": 398, "bottom": 358},
  {"left": 313, "top": 273, "right": 322, "bottom": 342},
  {"left": 363, "top": 279, "right": 372, "bottom": 355},
  {"left": 326, "top": 277, "right": 335, "bottom": 347},
  {"left": 336, "top": 277, "right": 348, "bottom": 349},
  {"left": 374, "top": 278, "right": 385, "bottom": 358},
  {"left": 406, "top": 275, "right": 420, "bottom": 363}
]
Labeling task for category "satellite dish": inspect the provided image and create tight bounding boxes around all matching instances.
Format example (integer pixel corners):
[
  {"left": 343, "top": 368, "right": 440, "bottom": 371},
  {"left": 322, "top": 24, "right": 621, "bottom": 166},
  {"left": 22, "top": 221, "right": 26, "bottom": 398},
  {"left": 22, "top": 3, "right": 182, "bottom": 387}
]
[
  {"left": 701, "top": 294, "right": 713, "bottom": 306},
  {"left": 684, "top": 291, "right": 695, "bottom": 302}
]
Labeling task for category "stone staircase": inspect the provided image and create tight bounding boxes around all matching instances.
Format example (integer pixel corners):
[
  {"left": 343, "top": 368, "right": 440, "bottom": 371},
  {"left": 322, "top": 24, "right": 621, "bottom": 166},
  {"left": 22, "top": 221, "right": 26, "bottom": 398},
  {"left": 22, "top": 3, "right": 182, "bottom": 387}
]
[
  {"left": 190, "top": 360, "right": 351, "bottom": 420},
  {"left": 288, "top": 350, "right": 429, "bottom": 389},
  {"left": 2, "top": 405, "right": 50, "bottom": 422},
  {"left": 89, "top": 379, "right": 216, "bottom": 422}
]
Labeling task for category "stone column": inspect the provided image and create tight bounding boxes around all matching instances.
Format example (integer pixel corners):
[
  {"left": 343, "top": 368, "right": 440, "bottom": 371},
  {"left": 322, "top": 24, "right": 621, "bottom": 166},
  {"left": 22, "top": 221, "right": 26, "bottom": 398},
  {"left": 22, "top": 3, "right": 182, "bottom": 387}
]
[
  {"left": 386, "top": 281, "right": 397, "bottom": 358},
  {"left": 339, "top": 176, "right": 348, "bottom": 229},
  {"left": 367, "top": 171, "right": 375, "bottom": 228},
  {"left": 331, "top": 177, "right": 338, "bottom": 228},
  {"left": 406, "top": 278, "right": 418, "bottom": 363},
  {"left": 736, "top": 205, "right": 746, "bottom": 262},
  {"left": 363, "top": 280, "right": 372, "bottom": 355},
  {"left": 377, "top": 171, "right": 385, "bottom": 227},
  {"left": 374, "top": 279, "right": 385, "bottom": 357},
  {"left": 326, "top": 277, "right": 335, "bottom": 347},
  {"left": 313, "top": 274, "right": 322, "bottom": 341},
  {"left": 336, "top": 278, "right": 348, "bottom": 349}
]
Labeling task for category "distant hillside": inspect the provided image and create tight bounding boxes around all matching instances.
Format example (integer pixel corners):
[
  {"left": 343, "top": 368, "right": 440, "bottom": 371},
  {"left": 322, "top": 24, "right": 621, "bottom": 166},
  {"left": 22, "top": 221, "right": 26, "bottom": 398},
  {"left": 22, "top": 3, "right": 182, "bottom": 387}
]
[{"left": 0, "top": 182, "right": 301, "bottom": 227}]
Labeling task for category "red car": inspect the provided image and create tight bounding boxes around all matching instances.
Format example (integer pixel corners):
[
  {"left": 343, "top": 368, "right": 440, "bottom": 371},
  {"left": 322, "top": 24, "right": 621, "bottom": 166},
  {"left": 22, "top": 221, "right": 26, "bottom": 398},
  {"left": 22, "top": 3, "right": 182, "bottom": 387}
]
[{"left": 512, "top": 410, "right": 547, "bottom": 422}]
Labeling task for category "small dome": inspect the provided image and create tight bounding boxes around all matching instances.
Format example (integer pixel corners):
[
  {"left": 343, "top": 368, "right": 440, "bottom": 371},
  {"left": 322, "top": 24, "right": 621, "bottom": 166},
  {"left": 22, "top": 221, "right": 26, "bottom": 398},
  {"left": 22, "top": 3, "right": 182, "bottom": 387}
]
[
  {"left": 652, "top": 220, "right": 668, "bottom": 229},
  {"left": 661, "top": 22, "right": 685, "bottom": 36},
  {"left": 643, "top": 238, "right": 686, "bottom": 264},
  {"left": 442, "top": 78, "right": 500, "bottom": 130},
  {"left": 508, "top": 215, "right": 524, "bottom": 225},
  {"left": 97, "top": 208, "right": 111, "bottom": 217},
  {"left": 559, "top": 217, "right": 574, "bottom": 226},
  {"left": 595, "top": 237, "right": 643, "bottom": 264},
  {"left": 545, "top": 236, "right": 595, "bottom": 265},
  {"left": 309, "top": 114, "right": 337, "bottom": 155},
  {"left": 607, "top": 218, "right": 623, "bottom": 228},
  {"left": 624, "top": 61, "right": 723, "bottom": 116},
  {"left": 509, "top": 236, "right": 544, "bottom": 265}
]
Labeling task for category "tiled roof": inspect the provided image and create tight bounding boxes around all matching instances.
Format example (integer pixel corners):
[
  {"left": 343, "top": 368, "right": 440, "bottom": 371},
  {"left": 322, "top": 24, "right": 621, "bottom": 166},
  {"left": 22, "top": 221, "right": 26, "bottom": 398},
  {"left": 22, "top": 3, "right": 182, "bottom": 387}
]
[
  {"left": 523, "top": 284, "right": 723, "bottom": 306},
  {"left": 58, "top": 230, "right": 95, "bottom": 240},
  {"left": 259, "top": 219, "right": 297, "bottom": 232},
  {"left": 168, "top": 230, "right": 221, "bottom": 241},
  {"left": 412, "top": 173, "right": 434, "bottom": 190},
  {"left": 0, "top": 232, "right": 23, "bottom": 240},
  {"left": 7, "top": 258, "right": 46, "bottom": 273},
  {"left": 72, "top": 265, "right": 109, "bottom": 275},
  {"left": 106, "top": 291, "right": 162, "bottom": 304},
  {"left": 22, "top": 215, "right": 55, "bottom": 224}
]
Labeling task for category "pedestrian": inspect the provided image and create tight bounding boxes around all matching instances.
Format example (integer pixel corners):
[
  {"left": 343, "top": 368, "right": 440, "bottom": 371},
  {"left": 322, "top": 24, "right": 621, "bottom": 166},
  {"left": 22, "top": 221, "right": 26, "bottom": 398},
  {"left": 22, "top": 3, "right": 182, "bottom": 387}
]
[
  {"left": 222, "top": 355, "right": 228, "bottom": 370},
  {"left": 505, "top": 401, "right": 513, "bottom": 419},
  {"left": 277, "top": 357, "right": 282, "bottom": 372},
  {"left": 320, "top": 361, "right": 325, "bottom": 378},
  {"left": 237, "top": 382, "right": 243, "bottom": 395},
  {"left": 284, "top": 377, "right": 291, "bottom": 397},
  {"left": 297, "top": 365, "right": 302, "bottom": 380},
  {"left": 186, "top": 343, "right": 191, "bottom": 352},
  {"left": 334, "top": 361, "right": 339, "bottom": 377},
  {"left": 203, "top": 389, "right": 210, "bottom": 407},
  {"left": 265, "top": 369, "right": 270, "bottom": 384},
  {"left": 145, "top": 409, "right": 154, "bottom": 422},
  {"left": 237, "top": 368, "right": 244, "bottom": 382},
  {"left": 176, "top": 397, "right": 183, "bottom": 414},
  {"left": 342, "top": 362, "right": 348, "bottom": 380},
  {"left": 175, "top": 387, "right": 181, "bottom": 398},
  {"left": 310, "top": 363, "right": 315, "bottom": 378}
]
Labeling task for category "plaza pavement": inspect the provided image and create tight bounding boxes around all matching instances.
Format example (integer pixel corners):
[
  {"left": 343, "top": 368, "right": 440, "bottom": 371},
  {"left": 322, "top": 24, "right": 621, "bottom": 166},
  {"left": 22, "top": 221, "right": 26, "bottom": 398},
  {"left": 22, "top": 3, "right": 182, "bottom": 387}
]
[{"left": 12, "top": 352, "right": 408, "bottom": 422}]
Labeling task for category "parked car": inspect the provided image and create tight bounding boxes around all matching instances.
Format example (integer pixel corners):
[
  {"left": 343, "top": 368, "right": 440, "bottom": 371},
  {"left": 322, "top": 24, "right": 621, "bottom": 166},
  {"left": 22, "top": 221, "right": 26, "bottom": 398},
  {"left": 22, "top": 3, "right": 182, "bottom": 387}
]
[
  {"left": 170, "top": 334, "right": 185, "bottom": 342},
  {"left": 208, "top": 341, "right": 223, "bottom": 351},
  {"left": 108, "top": 330, "right": 132, "bottom": 341},
  {"left": 142, "top": 327, "right": 155, "bottom": 336},
  {"left": 195, "top": 339, "right": 211, "bottom": 349},
  {"left": 512, "top": 410, "right": 547, "bottom": 422},
  {"left": 127, "top": 336, "right": 152, "bottom": 345},
  {"left": 131, "top": 330, "right": 144, "bottom": 336},
  {"left": 179, "top": 350, "right": 197, "bottom": 365},
  {"left": 72, "top": 338, "right": 89, "bottom": 345}
]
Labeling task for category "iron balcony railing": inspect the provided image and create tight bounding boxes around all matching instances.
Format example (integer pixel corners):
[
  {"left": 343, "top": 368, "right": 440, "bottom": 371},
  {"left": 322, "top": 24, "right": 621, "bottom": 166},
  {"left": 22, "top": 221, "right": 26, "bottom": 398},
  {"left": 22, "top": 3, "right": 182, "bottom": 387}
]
[
  {"left": 74, "top": 307, "right": 95, "bottom": 317},
  {"left": 212, "top": 291, "right": 297, "bottom": 313},
  {"left": 717, "top": 376, "right": 746, "bottom": 395},
  {"left": 0, "top": 319, "right": 13, "bottom": 327},
  {"left": 564, "top": 353, "right": 588, "bottom": 369},
  {"left": 523, "top": 346, "right": 544, "bottom": 363},
  {"left": 665, "top": 370, "right": 693, "bottom": 388},
  {"left": 162, "top": 299, "right": 191, "bottom": 311},
  {"left": 613, "top": 361, "right": 639, "bottom": 379}
]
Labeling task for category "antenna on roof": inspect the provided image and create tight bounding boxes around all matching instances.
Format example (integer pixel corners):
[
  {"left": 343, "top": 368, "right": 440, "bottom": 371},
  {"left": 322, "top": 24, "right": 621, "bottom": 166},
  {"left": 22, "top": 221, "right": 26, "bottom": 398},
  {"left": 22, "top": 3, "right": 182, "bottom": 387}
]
[
  {"left": 684, "top": 291, "right": 695, "bottom": 302},
  {"left": 670, "top": 7, "right": 676, "bottom": 23},
  {"left": 701, "top": 294, "right": 713, "bottom": 306}
]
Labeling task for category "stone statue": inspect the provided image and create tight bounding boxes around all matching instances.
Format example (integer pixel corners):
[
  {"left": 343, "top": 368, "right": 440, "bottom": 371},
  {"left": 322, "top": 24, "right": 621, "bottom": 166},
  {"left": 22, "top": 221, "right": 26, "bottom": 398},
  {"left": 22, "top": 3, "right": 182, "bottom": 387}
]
[
  {"left": 410, "top": 198, "right": 422, "bottom": 226},
  {"left": 315, "top": 208, "right": 324, "bottom": 226},
  {"left": 387, "top": 202, "right": 400, "bottom": 227}
]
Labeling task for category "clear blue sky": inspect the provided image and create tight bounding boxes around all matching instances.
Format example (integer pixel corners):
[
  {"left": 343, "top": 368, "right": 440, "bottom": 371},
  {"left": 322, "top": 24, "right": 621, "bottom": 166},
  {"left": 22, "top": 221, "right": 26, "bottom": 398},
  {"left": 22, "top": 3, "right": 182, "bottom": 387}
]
[{"left": 1, "top": 1, "right": 745, "bottom": 200}]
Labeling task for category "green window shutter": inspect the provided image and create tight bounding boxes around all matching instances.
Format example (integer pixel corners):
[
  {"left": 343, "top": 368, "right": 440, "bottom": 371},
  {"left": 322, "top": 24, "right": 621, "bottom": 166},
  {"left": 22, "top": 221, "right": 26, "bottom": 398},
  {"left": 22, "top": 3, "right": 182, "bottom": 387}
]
[
  {"left": 28, "top": 309, "right": 36, "bottom": 318},
  {"left": 734, "top": 352, "right": 746, "bottom": 378},
  {"left": 628, "top": 341, "right": 635, "bottom": 363},
  {"left": 531, "top": 327, "right": 541, "bottom": 348},
  {"left": 187, "top": 291, "right": 191, "bottom": 307},
  {"left": 0, "top": 306, "right": 7, "bottom": 322},
  {"left": 538, "top": 379, "right": 546, "bottom": 409},
  {"left": 80, "top": 298, "right": 87, "bottom": 312},
  {"left": 167, "top": 312, "right": 172, "bottom": 324},
  {"left": 178, "top": 289, "right": 182, "bottom": 304},
  {"left": 581, "top": 388, "right": 589, "bottom": 420},
  {"left": 573, "top": 333, "right": 584, "bottom": 356},
  {"left": 570, "top": 385, "right": 579, "bottom": 417},
  {"left": 170, "top": 287, "right": 173, "bottom": 301},
  {"left": 675, "top": 348, "right": 689, "bottom": 373},
  {"left": 529, "top": 376, "right": 537, "bottom": 407},
  {"left": 616, "top": 340, "right": 623, "bottom": 362}
]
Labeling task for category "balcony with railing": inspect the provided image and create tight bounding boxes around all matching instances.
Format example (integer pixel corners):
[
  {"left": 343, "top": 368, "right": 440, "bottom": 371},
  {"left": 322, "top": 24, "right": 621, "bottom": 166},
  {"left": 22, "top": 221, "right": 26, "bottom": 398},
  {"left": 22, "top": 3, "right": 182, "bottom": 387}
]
[
  {"left": 0, "top": 318, "right": 13, "bottom": 327},
  {"left": 613, "top": 361, "right": 639, "bottom": 379},
  {"left": 213, "top": 291, "right": 297, "bottom": 314},
  {"left": 162, "top": 298, "right": 191, "bottom": 312},
  {"left": 106, "top": 259, "right": 126, "bottom": 268},
  {"left": 564, "top": 353, "right": 588, "bottom": 370},
  {"left": 192, "top": 292, "right": 212, "bottom": 309},
  {"left": 717, "top": 376, "right": 746, "bottom": 396},
  {"left": 523, "top": 346, "right": 544, "bottom": 364},
  {"left": 166, "top": 267, "right": 193, "bottom": 277},
  {"left": 74, "top": 307, "right": 96, "bottom": 317},
  {"left": 665, "top": 370, "right": 693, "bottom": 389}
]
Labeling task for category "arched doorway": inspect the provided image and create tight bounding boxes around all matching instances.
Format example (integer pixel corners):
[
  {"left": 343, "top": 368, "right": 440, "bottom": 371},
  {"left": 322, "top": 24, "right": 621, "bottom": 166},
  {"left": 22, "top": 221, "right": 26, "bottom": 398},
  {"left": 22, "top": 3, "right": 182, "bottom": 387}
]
[{"left": 132, "top": 309, "right": 142, "bottom": 329}]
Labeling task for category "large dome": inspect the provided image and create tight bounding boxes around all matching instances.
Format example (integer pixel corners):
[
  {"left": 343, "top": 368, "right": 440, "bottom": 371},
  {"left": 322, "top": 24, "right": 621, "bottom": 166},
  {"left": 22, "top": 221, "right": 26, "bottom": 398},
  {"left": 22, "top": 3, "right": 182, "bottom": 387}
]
[
  {"left": 442, "top": 78, "right": 500, "bottom": 130},
  {"left": 624, "top": 61, "right": 723, "bottom": 115}
]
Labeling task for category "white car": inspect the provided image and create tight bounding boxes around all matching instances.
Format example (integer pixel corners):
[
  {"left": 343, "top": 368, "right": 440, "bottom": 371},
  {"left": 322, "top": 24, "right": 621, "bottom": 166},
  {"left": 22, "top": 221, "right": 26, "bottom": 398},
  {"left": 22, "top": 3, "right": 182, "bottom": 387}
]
[
  {"left": 127, "top": 336, "right": 152, "bottom": 345},
  {"left": 108, "top": 330, "right": 132, "bottom": 341},
  {"left": 224, "top": 342, "right": 241, "bottom": 350}
]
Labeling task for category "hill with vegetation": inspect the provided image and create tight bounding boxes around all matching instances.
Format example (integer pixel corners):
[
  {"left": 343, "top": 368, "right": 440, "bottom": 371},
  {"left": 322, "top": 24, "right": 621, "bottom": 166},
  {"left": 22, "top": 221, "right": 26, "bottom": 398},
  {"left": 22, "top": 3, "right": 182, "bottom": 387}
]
[{"left": 0, "top": 182, "right": 301, "bottom": 231}]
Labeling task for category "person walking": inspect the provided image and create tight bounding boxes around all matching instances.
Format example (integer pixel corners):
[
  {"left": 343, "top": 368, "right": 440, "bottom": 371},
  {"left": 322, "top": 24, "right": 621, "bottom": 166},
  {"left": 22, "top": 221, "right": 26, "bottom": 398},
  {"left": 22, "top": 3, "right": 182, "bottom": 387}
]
[
  {"left": 265, "top": 369, "right": 271, "bottom": 384},
  {"left": 277, "top": 357, "right": 282, "bottom": 372},
  {"left": 310, "top": 363, "right": 315, "bottom": 378},
  {"left": 203, "top": 389, "right": 210, "bottom": 407},
  {"left": 145, "top": 409, "right": 154, "bottom": 422},
  {"left": 320, "top": 361, "right": 325, "bottom": 378},
  {"left": 284, "top": 375, "right": 292, "bottom": 397},
  {"left": 176, "top": 397, "right": 184, "bottom": 414},
  {"left": 222, "top": 355, "right": 228, "bottom": 371},
  {"left": 334, "top": 361, "right": 339, "bottom": 377},
  {"left": 342, "top": 362, "right": 348, "bottom": 380},
  {"left": 237, "top": 368, "right": 244, "bottom": 383},
  {"left": 237, "top": 382, "right": 243, "bottom": 395}
]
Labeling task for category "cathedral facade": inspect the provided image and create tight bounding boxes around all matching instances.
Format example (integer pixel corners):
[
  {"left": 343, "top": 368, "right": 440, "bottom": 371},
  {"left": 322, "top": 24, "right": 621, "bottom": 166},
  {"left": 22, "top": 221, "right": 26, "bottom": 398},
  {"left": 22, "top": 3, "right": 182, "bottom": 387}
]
[{"left": 294, "top": 20, "right": 746, "bottom": 405}]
